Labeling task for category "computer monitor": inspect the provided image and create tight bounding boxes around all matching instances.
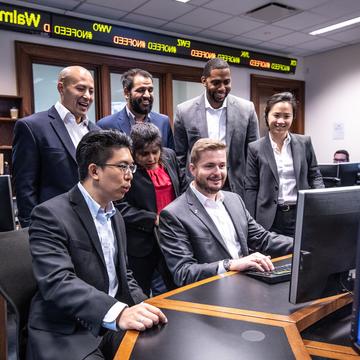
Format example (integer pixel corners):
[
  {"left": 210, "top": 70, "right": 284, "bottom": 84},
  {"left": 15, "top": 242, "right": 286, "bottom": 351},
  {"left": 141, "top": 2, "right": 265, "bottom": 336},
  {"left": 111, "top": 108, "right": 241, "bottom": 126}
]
[
  {"left": 338, "top": 162, "right": 360, "bottom": 186},
  {"left": 289, "top": 186, "right": 360, "bottom": 304},
  {"left": 0, "top": 175, "right": 16, "bottom": 232},
  {"left": 350, "top": 230, "right": 360, "bottom": 354},
  {"left": 318, "top": 163, "right": 340, "bottom": 187}
]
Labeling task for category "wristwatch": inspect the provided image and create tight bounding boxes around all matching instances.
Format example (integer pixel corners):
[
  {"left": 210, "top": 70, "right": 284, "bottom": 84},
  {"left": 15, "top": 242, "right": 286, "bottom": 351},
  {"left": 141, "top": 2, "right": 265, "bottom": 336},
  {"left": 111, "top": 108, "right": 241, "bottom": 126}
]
[{"left": 223, "top": 259, "right": 232, "bottom": 272}]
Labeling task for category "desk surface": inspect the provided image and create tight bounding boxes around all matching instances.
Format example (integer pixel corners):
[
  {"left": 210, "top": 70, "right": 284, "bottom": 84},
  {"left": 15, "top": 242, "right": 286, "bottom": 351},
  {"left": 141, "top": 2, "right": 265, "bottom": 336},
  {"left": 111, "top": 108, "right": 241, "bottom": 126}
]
[
  {"left": 115, "top": 256, "right": 357, "bottom": 360},
  {"left": 116, "top": 308, "right": 308, "bottom": 360}
]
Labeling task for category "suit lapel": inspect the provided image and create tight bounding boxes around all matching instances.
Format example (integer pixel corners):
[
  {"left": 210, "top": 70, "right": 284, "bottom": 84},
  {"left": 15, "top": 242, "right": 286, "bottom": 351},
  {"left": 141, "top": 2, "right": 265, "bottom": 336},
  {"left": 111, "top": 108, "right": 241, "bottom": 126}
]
[
  {"left": 223, "top": 194, "right": 248, "bottom": 255},
  {"left": 161, "top": 151, "right": 180, "bottom": 197},
  {"left": 264, "top": 134, "right": 279, "bottom": 184},
  {"left": 186, "top": 189, "right": 231, "bottom": 256},
  {"left": 118, "top": 107, "right": 132, "bottom": 134},
  {"left": 111, "top": 214, "right": 127, "bottom": 284},
  {"left": 225, "top": 95, "right": 235, "bottom": 153},
  {"left": 289, "top": 133, "right": 301, "bottom": 186},
  {"left": 69, "top": 186, "right": 107, "bottom": 268},
  {"left": 48, "top": 106, "right": 77, "bottom": 163},
  {"left": 196, "top": 95, "right": 208, "bottom": 137}
]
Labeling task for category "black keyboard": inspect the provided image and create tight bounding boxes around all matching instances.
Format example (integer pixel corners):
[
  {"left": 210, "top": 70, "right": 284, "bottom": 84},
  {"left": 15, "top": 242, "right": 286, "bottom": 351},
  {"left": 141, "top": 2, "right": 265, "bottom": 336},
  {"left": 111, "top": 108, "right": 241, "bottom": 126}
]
[{"left": 245, "top": 263, "right": 292, "bottom": 284}]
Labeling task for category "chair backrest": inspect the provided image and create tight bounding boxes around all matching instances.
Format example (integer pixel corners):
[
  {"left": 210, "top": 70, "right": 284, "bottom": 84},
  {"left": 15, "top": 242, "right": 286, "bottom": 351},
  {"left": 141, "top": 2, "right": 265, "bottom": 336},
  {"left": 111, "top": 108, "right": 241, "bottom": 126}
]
[{"left": 0, "top": 228, "right": 37, "bottom": 359}]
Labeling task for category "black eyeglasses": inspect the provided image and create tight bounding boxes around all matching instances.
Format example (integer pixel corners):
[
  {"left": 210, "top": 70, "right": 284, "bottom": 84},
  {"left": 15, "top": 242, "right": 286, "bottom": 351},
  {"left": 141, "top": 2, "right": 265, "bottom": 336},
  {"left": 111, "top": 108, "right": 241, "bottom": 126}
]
[{"left": 99, "top": 163, "right": 137, "bottom": 174}]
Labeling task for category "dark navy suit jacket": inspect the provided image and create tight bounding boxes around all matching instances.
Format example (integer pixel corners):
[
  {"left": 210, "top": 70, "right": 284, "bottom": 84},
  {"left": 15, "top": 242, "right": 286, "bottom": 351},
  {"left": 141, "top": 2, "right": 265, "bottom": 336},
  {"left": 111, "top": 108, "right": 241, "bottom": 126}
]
[
  {"left": 97, "top": 107, "right": 174, "bottom": 149},
  {"left": 12, "top": 106, "right": 99, "bottom": 227}
]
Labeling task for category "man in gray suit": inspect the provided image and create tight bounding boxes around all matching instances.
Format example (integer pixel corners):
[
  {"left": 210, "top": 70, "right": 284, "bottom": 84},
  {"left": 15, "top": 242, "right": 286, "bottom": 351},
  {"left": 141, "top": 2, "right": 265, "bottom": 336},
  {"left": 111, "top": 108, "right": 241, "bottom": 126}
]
[
  {"left": 174, "top": 58, "right": 259, "bottom": 197},
  {"left": 159, "top": 139, "right": 292, "bottom": 287}
]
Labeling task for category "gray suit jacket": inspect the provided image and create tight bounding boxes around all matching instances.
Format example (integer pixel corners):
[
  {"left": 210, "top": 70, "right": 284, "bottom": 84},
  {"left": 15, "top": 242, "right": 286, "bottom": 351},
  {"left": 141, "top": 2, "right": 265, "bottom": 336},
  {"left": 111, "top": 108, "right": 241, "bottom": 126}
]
[
  {"left": 27, "top": 186, "right": 146, "bottom": 360},
  {"left": 244, "top": 133, "right": 324, "bottom": 230},
  {"left": 159, "top": 187, "right": 292, "bottom": 287},
  {"left": 174, "top": 93, "right": 259, "bottom": 197}
]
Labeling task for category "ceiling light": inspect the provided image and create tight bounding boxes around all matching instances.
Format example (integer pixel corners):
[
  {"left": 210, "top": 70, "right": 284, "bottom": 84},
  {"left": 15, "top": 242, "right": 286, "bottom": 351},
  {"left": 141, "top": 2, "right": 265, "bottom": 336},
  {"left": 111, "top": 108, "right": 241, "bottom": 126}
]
[
  {"left": 310, "top": 16, "right": 360, "bottom": 35},
  {"left": 175, "top": 0, "right": 191, "bottom": 3}
]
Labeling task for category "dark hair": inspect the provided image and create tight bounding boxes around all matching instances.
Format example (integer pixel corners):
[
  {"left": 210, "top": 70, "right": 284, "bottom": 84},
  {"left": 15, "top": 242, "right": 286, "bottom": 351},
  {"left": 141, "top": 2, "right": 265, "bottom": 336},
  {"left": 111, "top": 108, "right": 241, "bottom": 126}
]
[
  {"left": 334, "top": 149, "right": 350, "bottom": 162},
  {"left": 130, "top": 123, "right": 162, "bottom": 157},
  {"left": 264, "top": 92, "right": 297, "bottom": 127},
  {"left": 121, "top": 68, "right": 153, "bottom": 92},
  {"left": 190, "top": 138, "right": 226, "bottom": 165},
  {"left": 76, "top": 130, "right": 132, "bottom": 181},
  {"left": 202, "top": 58, "right": 230, "bottom": 78}
]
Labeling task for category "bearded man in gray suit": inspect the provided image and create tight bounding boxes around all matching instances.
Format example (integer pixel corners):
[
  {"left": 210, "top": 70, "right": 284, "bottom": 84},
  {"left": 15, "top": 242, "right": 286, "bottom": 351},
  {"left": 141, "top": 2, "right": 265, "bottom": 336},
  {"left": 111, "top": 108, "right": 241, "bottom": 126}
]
[
  {"left": 159, "top": 139, "right": 292, "bottom": 287},
  {"left": 174, "top": 58, "right": 259, "bottom": 197}
]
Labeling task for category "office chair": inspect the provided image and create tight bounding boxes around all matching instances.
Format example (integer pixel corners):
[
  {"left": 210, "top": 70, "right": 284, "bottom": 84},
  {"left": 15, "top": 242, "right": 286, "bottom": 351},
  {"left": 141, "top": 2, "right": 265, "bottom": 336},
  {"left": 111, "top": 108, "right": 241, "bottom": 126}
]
[{"left": 0, "top": 228, "right": 36, "bottom": 360}]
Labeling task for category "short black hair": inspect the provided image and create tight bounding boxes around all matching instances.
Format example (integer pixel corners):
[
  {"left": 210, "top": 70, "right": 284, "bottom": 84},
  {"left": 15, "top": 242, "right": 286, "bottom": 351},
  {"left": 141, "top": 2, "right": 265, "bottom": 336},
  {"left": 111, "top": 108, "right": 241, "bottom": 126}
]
[
  {"left": 202, "top": 58, "right": 230, "bottom": 78},
  {"left": 334, "top": 149, "right": 350, "bottom": 162},
  {"left": 130, "top": 123, "right": 162, "bottom": 156},
  {"left": 121, "top": 68, "right": 153, "bottom": 92},
  {"left": 264, "top": 92, "right": 297, "bottom": 127},
  {"left": 76, "top": 130, "right": 132, "bottom": 181}
]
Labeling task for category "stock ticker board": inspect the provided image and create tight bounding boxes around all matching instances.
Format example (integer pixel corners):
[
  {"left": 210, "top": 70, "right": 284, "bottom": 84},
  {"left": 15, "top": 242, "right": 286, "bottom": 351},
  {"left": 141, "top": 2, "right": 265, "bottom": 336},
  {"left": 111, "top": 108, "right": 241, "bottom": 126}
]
[{"left": 0, "top": 2, "right": 297, "bottom": 74}]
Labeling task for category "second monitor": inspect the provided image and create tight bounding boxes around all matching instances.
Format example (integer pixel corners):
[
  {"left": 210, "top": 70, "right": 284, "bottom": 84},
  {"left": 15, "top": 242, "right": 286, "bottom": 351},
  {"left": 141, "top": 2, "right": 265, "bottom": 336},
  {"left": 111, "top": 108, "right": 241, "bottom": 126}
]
[{"left": 290, "top": 186, "right": 360, "bottom": 304}]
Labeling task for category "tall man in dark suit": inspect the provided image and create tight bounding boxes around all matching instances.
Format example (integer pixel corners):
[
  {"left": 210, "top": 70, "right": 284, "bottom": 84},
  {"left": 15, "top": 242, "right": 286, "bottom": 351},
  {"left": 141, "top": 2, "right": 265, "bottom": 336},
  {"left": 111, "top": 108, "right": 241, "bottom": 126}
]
[
  {"left": 97, "top": 68, "right": 174, "bottom": 149},
  {"left": 12, "top": 65, "right": 99, "bottom": 228},
  {"left": 27, "top": 130, "right": 167, "bottom": 360},
  {"left": 174, "top": 58, "right": 259, "bottom": 197},
  {"left": 159, "top": 138, "right": 292, "bottom": 287}
]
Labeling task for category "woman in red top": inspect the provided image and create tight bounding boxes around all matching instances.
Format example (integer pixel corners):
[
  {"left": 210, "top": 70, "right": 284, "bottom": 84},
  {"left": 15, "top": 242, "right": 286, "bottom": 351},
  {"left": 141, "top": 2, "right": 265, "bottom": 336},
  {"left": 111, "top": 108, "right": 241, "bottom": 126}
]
[{"left": 118, "top": 123, "right": 187, "bottom": 295}]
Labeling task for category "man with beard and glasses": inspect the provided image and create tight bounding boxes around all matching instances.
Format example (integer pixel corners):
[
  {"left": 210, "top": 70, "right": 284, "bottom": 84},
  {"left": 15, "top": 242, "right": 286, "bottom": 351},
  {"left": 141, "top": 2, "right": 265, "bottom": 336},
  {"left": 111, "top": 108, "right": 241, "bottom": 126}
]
[
  {"left": 158, "top": 138, "right": 293, "bottom": 287},
  {"left": 97, "top": 68, "right": 174, "bottom": 149},
  {"left": 174, "top": 58, "right": 259, "bottom": 197},
  {"left": 13, "top": 65, "right": 99, "bottom": 228}
]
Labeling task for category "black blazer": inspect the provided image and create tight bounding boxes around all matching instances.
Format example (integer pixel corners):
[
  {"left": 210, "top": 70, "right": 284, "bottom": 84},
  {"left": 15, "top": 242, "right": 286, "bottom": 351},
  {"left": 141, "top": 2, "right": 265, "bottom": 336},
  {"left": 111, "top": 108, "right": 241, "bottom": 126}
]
[
  {"left": 244, "top": 133, "right": 324, "bottom": 230},
  {"left": 27, "top": 186, "right": 146, "bottom": 360},
  {"left": 12, "top": 106, "right": 99, "bottom": 227},
  {"left": 117, "top": 148, "right": 187, "bottom": 257}
]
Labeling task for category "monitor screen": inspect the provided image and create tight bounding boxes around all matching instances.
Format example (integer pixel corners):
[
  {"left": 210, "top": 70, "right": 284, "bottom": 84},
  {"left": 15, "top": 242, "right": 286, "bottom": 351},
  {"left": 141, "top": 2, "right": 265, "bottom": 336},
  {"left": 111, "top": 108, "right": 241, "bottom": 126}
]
[
  {"left": 338, "top": 162, "right": 360, "bottom": 186},
  {"left": 318, "top": 163, "right": 340, "bottom": 188},
  {"left": 290, "top": 186, "right": 360, "bottom": 304},
  {"left": 351, "top": 230, "right": 360, "bottom": 354},
  {"left": 0, "top": 175, "right": 15, "bottom": 232}
]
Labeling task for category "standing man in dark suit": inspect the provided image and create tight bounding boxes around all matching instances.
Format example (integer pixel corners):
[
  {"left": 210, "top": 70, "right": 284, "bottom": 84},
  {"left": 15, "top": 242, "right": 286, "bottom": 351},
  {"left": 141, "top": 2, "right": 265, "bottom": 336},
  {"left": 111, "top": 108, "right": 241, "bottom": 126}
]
[
  {"left": 27, "top": 130, "right": 167, "bottom": 360},
  {"left": 174, "top": 58, "right": 259, "bottom": 197},
  {"left": 12, "top": 65, "right": 99, "bottom": 228},
  {"left": 97, "top": 68, "right": 174, "bottom": 149},
  {"left": 159, "top": 138, "right": 292, "bottom": 287}
]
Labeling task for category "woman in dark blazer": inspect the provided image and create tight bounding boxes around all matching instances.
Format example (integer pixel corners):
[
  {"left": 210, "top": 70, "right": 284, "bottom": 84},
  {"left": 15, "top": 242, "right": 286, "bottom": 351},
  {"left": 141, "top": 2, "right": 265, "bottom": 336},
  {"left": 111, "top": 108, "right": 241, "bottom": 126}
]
[
  {"left": 245, "top": 92, "right": 324, "bottom": 237},
  {"left": 117, "top": 122, "right": 187, "bottom": 296}
]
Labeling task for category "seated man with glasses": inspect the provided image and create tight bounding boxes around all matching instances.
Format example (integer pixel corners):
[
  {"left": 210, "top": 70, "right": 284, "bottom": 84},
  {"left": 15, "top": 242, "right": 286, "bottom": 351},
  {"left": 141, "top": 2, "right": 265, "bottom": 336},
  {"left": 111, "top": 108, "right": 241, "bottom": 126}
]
[{"left": 27, "top": 130, "right": 167, "bottom": 360}]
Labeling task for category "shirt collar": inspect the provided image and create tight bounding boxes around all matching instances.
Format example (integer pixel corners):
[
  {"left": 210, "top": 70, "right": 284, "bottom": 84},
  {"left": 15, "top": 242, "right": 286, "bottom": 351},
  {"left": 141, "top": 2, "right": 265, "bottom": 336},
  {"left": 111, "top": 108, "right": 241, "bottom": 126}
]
[
  {"left": 77, "top": 182, "right": 116, "bottom": 221},
  {"left": 55, "top": 101, "right": 89, "bottom": 126},
  {"left": 269, "top": 132, "right": 291, "bottom": 151},
  {"left": 190, "top": 182, "right": 224, "bottom": 207},
  {"left": 204, "top": 92, "right": 227, "bottom": 111},
  {"left": 125, "top": 105, "right": 151, "bottom": 125}
]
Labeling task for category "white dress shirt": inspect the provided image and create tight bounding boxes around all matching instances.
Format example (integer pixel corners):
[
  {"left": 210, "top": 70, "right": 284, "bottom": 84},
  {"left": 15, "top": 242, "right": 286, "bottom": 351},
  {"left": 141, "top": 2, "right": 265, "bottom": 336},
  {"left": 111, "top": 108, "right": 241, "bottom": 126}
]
[
  {"left": 204, "top": 93, "right": 227, "bottom": 144},
  {"left": 190, "top": 183, "right": 241, "bottom": 274},
  {"left": 78, "top": 183, "right": 126, "bottom": 331},
  {"left": 55, "top": 101, "right": 90, "bottom": 148},
  {"left": 269, "top": 134, "right": 297, "bottom": 204}
]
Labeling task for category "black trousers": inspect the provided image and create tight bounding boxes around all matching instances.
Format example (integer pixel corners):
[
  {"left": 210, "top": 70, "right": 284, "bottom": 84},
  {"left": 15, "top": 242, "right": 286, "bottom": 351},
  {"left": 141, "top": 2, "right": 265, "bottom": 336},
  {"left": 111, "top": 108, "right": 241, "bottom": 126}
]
[
  {"left": 270, "top": 206, "right": 297, "bottom": 237},
  {"left": 83, "top": 330, "right": 125, "bottom": 360},
  {"left": 128, "top": 243, "right": 175, "bottom": 296}
]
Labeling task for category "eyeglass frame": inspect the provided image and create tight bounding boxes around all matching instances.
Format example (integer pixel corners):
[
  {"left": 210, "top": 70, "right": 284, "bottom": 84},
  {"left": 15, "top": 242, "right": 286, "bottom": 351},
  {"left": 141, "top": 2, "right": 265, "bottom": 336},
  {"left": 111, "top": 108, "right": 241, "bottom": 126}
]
[{"left": 97, "top": 163, "right": 137, "bottom": 174}]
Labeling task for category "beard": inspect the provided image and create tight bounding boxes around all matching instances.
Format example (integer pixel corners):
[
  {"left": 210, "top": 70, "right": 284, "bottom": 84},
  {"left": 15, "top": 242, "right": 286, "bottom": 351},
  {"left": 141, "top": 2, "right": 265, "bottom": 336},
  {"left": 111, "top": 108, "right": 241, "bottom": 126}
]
[
  {"left": 195, "top": 174, "right": 226, "bottom": 195},
  {"left": 130, "top": 95, "right": 153, "bottom": 115},
  {"left": 207, "top": 88, "right": 229, "bottom": 106}
]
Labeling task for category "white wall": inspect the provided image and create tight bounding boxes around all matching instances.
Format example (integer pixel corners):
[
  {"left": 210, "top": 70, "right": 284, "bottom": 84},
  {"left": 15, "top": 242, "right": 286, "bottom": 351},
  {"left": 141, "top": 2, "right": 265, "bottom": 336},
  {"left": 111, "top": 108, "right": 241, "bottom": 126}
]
[
  {"left": 305, "top": 43, "right": 360, "bottom": 163},
  {"left": 0, "top": 28, "right": 305, "bottom": 101}
]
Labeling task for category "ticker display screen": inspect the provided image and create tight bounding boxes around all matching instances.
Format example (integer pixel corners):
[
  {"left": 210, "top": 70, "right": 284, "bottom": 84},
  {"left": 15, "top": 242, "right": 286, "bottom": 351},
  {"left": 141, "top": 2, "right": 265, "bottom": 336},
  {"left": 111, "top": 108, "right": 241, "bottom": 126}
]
[{"left": 0, "top": 2, "right": 297, "bottom": 74}]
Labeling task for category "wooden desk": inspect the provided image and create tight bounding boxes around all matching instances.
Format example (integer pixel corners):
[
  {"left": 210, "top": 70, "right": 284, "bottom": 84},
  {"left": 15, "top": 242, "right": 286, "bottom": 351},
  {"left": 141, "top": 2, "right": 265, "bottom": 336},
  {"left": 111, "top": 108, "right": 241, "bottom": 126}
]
[{"left": 115, "top": 256, "right": 358, "bottom": 360}]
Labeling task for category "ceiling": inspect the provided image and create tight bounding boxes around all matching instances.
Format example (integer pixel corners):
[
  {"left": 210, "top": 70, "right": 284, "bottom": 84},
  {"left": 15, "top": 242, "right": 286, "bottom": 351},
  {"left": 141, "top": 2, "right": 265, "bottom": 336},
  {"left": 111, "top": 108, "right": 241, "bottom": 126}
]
[{"left": 9, "top": 0, "right": 360, "bottom": 57}]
